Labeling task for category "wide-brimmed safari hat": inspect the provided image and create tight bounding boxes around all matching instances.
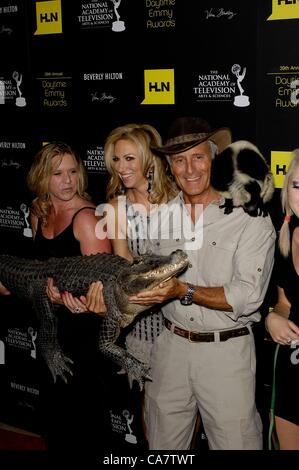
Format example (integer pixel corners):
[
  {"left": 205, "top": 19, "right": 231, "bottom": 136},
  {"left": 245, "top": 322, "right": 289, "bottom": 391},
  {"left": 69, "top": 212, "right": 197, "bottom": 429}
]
[{"left": 152, "top": 116, "right": 232, "bottom": 155}]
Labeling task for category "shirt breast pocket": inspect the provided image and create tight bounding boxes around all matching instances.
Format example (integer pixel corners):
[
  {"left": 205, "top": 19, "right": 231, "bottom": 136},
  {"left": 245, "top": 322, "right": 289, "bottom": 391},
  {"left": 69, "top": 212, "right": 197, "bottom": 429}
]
[{"left": 203, "top": 234, "right": 237, "bottom": 285}]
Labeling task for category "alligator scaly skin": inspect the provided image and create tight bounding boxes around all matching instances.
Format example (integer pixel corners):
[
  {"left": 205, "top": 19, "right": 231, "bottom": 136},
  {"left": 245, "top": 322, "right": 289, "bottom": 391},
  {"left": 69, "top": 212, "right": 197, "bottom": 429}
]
[{"left": 0, "top": 250, "right": 189, "bottom": 389}]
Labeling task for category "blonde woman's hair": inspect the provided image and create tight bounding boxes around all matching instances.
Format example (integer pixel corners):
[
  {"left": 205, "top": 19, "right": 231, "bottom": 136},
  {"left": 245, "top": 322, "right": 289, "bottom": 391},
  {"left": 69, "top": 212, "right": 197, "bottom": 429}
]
[
  {"left": 27, "top": 141, "right": 89, "bottom": 225},
  {"left": 279, "top": 148, "right": 299, "bottom": 257},
  {"left": 104, "top": 123, "right": 178, "bottom": 204}
]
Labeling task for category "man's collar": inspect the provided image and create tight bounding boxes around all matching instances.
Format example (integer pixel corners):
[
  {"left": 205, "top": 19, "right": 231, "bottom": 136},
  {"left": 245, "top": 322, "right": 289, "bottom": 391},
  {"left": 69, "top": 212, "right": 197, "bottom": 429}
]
[{"left": 177, "top": 191, "right": 224, "bottom": 207}]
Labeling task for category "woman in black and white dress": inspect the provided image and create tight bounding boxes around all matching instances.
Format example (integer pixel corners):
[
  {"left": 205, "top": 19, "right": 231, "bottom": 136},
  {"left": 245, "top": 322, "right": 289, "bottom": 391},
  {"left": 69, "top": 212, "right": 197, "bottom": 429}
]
[{"left": 103, "top": 123, "right": 177, "bottom": 366}]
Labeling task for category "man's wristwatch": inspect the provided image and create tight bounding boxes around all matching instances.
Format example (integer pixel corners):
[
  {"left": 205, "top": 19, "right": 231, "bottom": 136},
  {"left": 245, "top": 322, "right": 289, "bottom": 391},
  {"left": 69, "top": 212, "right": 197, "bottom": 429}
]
[{"left": 180, "top": 283, "right": 195, "bottom": 306}]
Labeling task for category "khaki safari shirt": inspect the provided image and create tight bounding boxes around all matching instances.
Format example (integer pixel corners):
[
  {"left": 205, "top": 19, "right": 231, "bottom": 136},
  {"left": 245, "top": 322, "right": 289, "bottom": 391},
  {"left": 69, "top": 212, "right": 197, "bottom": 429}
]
[{"left": 147, "top": 192, "right": 276, "bottom": 332}]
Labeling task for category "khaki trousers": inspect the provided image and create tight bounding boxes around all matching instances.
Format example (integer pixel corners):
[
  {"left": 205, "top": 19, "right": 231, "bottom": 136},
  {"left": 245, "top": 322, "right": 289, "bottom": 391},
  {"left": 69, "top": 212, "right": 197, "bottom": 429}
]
[{"left": 144, "top": 327, "right": 263, "bottom": 450}]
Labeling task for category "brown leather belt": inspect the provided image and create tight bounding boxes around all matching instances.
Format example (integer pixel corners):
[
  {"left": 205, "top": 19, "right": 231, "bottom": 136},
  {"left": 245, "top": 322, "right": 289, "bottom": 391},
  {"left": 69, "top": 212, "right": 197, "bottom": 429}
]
[{"left": 164, "top": 318, "right": 250, "bottom": 343}]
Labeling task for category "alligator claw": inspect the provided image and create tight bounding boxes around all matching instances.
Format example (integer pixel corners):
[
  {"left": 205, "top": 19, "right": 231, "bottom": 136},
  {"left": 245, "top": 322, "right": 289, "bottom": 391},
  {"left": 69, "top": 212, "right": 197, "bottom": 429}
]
[
  {"left": 122, "top": 354, "right": 152, "bottom": 391},
  {"left": 46, "top": 350, "right": 74, "bottom": 383}
]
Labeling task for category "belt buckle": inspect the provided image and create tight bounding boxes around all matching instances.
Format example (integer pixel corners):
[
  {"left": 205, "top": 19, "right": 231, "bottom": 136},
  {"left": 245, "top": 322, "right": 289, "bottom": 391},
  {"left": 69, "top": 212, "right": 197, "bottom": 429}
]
[{"left": 188, "top": 330, "right": 197, "bottom": 342}]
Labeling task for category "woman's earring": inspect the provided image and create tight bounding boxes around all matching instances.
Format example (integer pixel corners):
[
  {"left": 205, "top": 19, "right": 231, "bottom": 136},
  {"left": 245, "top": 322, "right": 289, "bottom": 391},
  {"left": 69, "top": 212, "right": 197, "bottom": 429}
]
[{"left": 147, "top": 167, "right": 154, "bottom": 194}]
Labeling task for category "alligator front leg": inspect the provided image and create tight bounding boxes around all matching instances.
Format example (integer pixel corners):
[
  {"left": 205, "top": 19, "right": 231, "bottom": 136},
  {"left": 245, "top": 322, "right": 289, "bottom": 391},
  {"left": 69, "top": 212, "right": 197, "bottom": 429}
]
[
  {"left": 32, "top": 283, "right": 73, "bottom": 383},
  {"left": 99, "top": 316, "right": 151, "bottom": 391},
  {"left": 122, "top": 351, "right": 152, "bottom": 390}
]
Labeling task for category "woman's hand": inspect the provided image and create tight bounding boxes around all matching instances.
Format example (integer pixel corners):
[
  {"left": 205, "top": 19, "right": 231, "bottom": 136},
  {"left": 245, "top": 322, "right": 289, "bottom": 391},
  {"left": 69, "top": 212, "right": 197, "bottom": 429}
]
[
  {"left": 266, "top": 311, "right": 299, "bottom": 345},
  {"left": 61, "top": 290, "right": 88, "bottom": 314},
  {"left": 46, "top": 278, "right": 64, "bottom": 305},
  {"left": 84, "top": 281, "right": 107, "bottom": 316},
  {"left": 0, "top": 281, "right": 11, "bottom": 296},
  {"left": 65, "top": 281, "right": 107, "bottom": 316},
  {"left": 47, "top": 277, "right": 87, "bottom": 312},
  {"left": 47, "top": 278, "right": 106, "bottom": 316}
]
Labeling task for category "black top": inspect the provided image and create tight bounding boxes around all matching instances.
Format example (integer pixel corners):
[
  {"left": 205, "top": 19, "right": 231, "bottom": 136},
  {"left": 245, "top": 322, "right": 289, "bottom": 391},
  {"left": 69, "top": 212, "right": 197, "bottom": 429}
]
[
  {"left": 276, "top": 215, "right": 299, "bottom": 323},
  {"left": 273, "top": 215, "right": 299, "bottom": 427},
  {"left": 34, "top": 206, "right": 95, "bottom": 260},
  {"left": 33, "top": 206, "right": 102, "bottom": 359},
  {"left": 34, "top": 205, "right": 112, "bottom": 455}
]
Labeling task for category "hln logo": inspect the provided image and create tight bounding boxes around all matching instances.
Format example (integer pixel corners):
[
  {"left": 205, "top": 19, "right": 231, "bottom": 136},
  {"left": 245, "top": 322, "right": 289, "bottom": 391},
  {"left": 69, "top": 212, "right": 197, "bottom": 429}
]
[
  {"left": 268, "top": 0, "right": 299, "bottom": 20},
  {"left": 149, "top": 82, "right": 170, "bottom": 92},
  {"left": 34, "top": 0, "right": 62, "bottom": 35},
  {"left": 271, "top": 151, "right": 292, "bottom": 188},
  {"left": 142, "top": 69, "right": 175, "bottom": 105}
]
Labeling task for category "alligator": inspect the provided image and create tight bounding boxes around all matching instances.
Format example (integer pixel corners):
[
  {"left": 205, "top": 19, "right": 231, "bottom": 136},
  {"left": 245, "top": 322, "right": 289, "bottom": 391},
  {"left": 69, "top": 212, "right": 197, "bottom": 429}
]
[{"left": 0, "top": 249, "right": 189, "bottom": 389}]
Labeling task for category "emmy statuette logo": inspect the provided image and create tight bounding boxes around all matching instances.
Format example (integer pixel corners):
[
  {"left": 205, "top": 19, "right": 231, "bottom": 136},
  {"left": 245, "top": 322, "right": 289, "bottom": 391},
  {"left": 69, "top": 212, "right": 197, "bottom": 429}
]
[
  {"left": 28, "top": 327, "right": 37, "bottom": 359},
  {"left": 111, "top": 0, "right": 125, "bottom": 32},
  {"left": 20, "top": 203, "right": 33, "bottom": 237},
  {"left": 0, "top": 340, "right": 4, "bottom": 365},
  {"left": 12, "top": 71, "right": 27, "bottom": 107},
  {"left": 122, "top": 409, "right": 137, "bottom": 444},
  {"left": 231, "top": 64, "right": 250, "bottom": 107},
  {"left": 0, "top": 80, "right": 5, "bottom": 104}
]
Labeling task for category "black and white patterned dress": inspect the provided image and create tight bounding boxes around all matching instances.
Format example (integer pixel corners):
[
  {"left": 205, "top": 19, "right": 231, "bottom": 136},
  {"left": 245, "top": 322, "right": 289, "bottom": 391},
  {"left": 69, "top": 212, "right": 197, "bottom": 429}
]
[{"left": 125, "top": 199, "right": 164, "bottom": 364}]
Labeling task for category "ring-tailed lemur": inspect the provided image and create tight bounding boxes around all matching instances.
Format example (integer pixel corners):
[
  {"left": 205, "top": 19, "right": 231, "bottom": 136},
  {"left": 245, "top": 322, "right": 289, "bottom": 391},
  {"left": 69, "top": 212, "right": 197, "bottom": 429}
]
[{"left": 211, "top": 140, "right": 275, "bottom": 216}]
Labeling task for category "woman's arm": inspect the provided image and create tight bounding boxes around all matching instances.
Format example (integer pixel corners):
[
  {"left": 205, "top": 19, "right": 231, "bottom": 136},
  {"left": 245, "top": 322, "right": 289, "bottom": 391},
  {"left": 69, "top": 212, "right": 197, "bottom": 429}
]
[
  {"left": 105, "top": 197, "right": 133, "bottom": 261},
  {"left": 78, "top": 199, "right": 134, "bottom": 313},
  {"left": 265, "top": 286, "right": 299, "bottom": 345},
  {"left": 73, "top": 207, "right": 112, "bottom": 255},
  {"left": 111, "top": 237, "right": 133, "bottom": 261}
]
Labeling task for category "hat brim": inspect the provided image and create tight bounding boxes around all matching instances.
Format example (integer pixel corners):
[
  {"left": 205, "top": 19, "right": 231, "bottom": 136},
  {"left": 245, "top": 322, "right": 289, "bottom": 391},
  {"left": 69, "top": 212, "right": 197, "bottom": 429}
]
[{"left": 152, "top": 128, "right": 232, "bottom": 156}]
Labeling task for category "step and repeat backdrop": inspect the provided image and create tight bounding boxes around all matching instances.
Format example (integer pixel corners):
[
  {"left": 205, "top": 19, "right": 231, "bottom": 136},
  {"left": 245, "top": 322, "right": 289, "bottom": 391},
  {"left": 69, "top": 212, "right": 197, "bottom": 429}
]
[{"left": 0, "top": 0, "right": 298, "bottom": 450}]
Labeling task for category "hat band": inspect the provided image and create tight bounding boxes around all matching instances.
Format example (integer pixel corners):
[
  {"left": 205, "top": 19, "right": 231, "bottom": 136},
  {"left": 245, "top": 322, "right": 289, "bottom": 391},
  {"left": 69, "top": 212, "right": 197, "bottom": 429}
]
[{"left": 165, "top": 132, "right": 209, "bottom": 147}]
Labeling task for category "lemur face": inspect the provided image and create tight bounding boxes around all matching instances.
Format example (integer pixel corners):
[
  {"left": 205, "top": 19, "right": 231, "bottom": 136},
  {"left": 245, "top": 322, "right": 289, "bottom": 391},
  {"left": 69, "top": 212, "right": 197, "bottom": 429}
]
[{"left": 210, "top": 140, "right": 275, "bottom": 216}]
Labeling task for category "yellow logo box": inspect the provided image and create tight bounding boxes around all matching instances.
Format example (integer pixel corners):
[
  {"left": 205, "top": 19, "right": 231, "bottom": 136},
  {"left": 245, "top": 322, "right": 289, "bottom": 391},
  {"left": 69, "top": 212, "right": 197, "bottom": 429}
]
[
  {"left": 267, "top": 0, "right": 299, "bottom": 21},
  {"left": 35, "top": 0, "right": 62, "bottom": 35},
  {"left": 271, "top": 151, "right": 293, "bottom": 188},
  {"left": 142, "top": 69, "right": 175, "bottom": 105}
]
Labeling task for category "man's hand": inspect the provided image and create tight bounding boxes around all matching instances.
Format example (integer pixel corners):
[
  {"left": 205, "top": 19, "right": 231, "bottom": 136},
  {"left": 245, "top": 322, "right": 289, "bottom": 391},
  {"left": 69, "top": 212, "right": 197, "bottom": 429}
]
[{"left": 128, "top": 278, "right": 184, "bottom": 305}]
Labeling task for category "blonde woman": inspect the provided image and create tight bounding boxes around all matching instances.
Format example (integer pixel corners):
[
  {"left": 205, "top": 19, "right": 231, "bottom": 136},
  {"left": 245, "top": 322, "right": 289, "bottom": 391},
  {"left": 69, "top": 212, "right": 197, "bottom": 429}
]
[
  {"left": 27, "top": 141, "right": 111, "bottom": 459},
  {"left": 103, "top": 123, "right": 177, "bottom": 365},
  {"left": 265, "top": 149, "right": 299, "bottom": 449}
]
